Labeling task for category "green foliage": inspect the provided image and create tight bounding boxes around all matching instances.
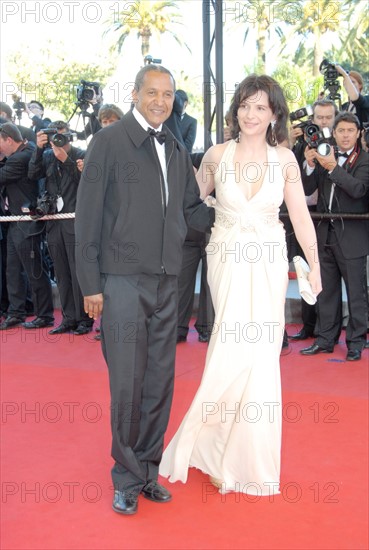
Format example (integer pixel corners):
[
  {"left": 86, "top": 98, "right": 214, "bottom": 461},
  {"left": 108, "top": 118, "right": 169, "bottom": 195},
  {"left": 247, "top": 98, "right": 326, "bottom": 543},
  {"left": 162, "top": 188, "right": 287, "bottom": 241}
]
[
  {"left": 7, "top": 44, "right": 116, "bottom": 120},
  {"left": 271, "top": 63, "right": 325, "bottom": 112}
]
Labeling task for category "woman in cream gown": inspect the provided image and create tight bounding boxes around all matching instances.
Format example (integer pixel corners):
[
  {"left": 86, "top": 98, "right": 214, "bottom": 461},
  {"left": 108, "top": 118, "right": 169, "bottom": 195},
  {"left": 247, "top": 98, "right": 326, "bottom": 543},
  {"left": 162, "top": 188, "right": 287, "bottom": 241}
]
[{"left": 159, "top": 75, "right": 322, "bottom": 496}]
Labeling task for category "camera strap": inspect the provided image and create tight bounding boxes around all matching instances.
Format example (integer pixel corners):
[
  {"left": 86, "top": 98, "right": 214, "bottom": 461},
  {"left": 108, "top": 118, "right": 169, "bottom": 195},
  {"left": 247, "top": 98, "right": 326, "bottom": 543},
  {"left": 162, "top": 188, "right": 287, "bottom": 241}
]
[{"left": 344, "top": 143, "right": 360, "bottom": 172}]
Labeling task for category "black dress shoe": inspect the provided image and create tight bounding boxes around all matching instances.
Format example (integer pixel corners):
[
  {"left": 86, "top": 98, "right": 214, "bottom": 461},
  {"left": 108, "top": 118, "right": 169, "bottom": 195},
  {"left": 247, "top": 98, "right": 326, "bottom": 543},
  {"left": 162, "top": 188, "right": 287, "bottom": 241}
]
[
  {"left": 198, "top": 332, "right": 209, "bottom": 343},
  {"left": 22, "top": 317, "right": 54, "bottom": 329},
  {"left": 49, "top": 322, "right": 77, "bottom": 335},
  {"left": 73, "top": 323, "right": 93, "bottom": 336},
  {"left": 300, "top": 343, "right": 333, "bottom": 355},
  {"left": 289, "top": 328, "right": 314, "bottom": 341},
  {"left": 177, "top": 334, "right": 187, "bottom": 343},
  {"left": 141, "top": 481, "right": 172, "bottom": 503},
  {"left": 346, "top": 349, "right": 361, "bottom": 361},
  {"left": 0, "top": 316, "right": 25, "bottom": 330},
  {"left": 112, "top": 490, "right": 139, "bottom": 515}
]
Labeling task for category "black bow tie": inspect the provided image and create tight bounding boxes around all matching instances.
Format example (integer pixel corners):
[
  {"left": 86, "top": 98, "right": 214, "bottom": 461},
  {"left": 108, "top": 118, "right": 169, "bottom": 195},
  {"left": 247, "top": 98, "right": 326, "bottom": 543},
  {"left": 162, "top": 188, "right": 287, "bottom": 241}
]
[
  {"left": 148, "top": 128, "right": 167, "bottom": 144},
  {"left": 338, "top": 151, "right": 349, "bottom": 158}
]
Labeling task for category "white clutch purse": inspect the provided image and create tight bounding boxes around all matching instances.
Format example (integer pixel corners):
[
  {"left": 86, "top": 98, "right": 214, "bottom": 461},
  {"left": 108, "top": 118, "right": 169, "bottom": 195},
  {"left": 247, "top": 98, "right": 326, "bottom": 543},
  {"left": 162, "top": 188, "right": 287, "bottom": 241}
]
[{"left": 292, "top": 256, "right": 317, "bottom": 305}]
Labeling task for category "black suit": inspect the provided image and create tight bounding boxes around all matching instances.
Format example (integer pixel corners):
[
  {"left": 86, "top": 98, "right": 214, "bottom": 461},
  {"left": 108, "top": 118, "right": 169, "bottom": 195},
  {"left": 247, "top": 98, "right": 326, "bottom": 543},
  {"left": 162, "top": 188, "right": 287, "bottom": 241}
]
[
  {"left": 180, "top": 112, "right": 197, "bottom": 153},
  {"left": 0, "top": 142, "right": 54, "bottom": 321},
  {"left": 75, "top": 111, "right": 214, "bottom": 492},
  {"left": 28, "top": 144, "right": 89, "bottom": 327},
  {"left": 302, "top": 149, "right": 369, "bottom": 350}
]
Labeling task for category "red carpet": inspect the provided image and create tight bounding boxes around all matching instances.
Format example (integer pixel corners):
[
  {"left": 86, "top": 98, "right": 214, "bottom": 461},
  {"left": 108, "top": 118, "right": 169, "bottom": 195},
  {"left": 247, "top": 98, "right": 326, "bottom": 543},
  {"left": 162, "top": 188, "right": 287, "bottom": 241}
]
[{"left": 1, "top": 313, "right": 368, "bottom": 549}]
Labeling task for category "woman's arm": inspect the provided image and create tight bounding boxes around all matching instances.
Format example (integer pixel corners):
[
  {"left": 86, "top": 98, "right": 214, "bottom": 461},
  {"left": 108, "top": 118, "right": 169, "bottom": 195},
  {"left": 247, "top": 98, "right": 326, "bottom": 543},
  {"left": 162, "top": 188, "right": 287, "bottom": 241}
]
[
  {"left": 281, "top": 148, "right": 322, "bottom": 296},
  {"left": 195, "top": 143, "right": 227, "bottom": 199}
]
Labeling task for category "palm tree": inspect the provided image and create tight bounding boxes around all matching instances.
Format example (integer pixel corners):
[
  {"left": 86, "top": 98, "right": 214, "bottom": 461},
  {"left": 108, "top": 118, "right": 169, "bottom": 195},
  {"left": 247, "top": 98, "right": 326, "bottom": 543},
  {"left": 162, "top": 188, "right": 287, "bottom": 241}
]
[
  {"left": 281, "top": 0, "right": 347, "bottom": 76},
  {"left": 335, "top": 0, "right": 369, "bottom": 75},
  {"left": 229, "top": 0, "right": 292, "bottom": 73},
  {"left": 104, "top": 0, "right": 189, "bottom": 61}
]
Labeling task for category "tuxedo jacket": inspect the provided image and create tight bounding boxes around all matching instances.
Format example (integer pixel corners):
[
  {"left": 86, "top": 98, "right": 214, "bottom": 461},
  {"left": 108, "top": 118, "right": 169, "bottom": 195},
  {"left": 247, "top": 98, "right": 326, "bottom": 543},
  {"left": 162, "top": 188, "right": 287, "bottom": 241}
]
[
  {"left": 180, "top": 112, "right": 197, "bottom": 153},
  {"left": 75, "top": 111, "right": 214, "bottom": 297},
  {"left": 302, "top": 148, "right": 369, "bottom": 259}
]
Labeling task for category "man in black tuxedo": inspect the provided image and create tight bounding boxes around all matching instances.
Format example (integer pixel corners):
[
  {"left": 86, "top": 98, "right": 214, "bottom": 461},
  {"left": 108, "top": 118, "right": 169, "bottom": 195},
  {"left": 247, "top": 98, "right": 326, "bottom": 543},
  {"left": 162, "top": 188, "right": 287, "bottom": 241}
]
[
  {"left": 289, "top": 99, "right": 338, "bottom": 341},
  {"left": 300, "top": 112, "right": 369, "bottom": 361},
  {"left": 176, "top": 90, "right": 197, "bottom": 153},
  {"left": 75, "top": 65, "right": 214, "bottom": 515}
]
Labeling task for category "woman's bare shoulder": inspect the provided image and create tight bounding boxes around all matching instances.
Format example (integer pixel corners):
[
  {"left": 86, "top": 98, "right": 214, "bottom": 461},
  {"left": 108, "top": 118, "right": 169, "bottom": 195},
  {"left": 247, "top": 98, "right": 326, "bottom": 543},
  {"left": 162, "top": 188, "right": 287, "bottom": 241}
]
[
  {"left": 274, "top": 144, "right": 297, "bottom": 164},
  {"left": 202, "top": 141, "right": 232, "bottom": 163}
]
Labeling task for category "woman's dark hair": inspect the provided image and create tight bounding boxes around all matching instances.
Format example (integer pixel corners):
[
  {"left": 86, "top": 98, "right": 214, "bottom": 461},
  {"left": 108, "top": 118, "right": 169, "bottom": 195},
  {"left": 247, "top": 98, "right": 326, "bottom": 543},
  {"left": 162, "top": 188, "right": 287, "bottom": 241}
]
[{"left": 229, "top": 74, "right": 289, "bottom": 146}]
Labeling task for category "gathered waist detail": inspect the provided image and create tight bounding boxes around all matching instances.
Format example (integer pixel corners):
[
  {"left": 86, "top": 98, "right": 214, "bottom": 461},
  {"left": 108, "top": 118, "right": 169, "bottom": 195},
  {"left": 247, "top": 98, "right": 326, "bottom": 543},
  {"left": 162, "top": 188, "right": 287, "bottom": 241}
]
[{"left": 215, "top": 210, "right": 280, "bottom": 233}]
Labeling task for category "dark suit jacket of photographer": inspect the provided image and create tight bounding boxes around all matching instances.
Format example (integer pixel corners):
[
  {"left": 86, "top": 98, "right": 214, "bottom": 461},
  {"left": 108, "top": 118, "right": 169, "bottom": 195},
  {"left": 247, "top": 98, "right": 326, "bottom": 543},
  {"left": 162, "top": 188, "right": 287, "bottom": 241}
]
[
  {"left": 301, "top": 148, "right": 369, "bottom": 259},
  {"left": 75, "top": 110, "right": 214, "bottom": 298},
  {"left": 28, "top": 145, "right": 85, "bottom": 214},
  {"left": 0, "top": 141, "right": 39, "bottom": 221},
  {"left": 180, "top": 112, "right": 197, "bottom": 153}
]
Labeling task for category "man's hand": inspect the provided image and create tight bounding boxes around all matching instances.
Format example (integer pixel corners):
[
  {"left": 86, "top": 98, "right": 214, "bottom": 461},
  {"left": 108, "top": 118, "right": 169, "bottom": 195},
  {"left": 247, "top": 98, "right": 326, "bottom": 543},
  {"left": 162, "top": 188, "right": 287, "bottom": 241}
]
[
  {"left": 51, "top": 143, "right": 68, "bottom": 162},
  {"left": 289, "top": 125, "right": 303, "bottom": 147},
  {"left": 314, "top": 146, "right": 337, "bottom": 172},
  {"left": 26, "top": 103, "right": 43, "bottom": 118},
  {"left": 36, "top": 131, "right": 49, "bottom": 149},
  {"left": 76, "top": 159, "right": 84, "bottom": 172},
  {"left": 84, "top": 294, "right": 103, "bottom": 320}
]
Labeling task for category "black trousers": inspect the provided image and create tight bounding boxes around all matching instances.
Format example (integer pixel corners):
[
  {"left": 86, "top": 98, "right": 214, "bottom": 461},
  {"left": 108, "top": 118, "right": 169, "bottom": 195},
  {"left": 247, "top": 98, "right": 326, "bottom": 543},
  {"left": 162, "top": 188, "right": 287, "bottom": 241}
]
[
  {"left": 177, "top": 238, "right": 214, "bottom": 338},
  {"left": 6, "top": 224, "right": 53, "bottom": 320},
  {"left": 316, "top": 227, "right": 368, "bottom": 351},
  {"left": 46, "top": 220, "right": 90, "bottom": 325},
  {"left": 100, "top": 273, "right": 178, "bottom": 492}
]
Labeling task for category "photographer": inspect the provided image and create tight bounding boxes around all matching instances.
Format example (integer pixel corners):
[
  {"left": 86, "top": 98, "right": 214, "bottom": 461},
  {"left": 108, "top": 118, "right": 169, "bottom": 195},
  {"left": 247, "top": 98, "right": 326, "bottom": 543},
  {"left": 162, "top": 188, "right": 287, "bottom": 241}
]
[
  {"left": 335, "top": 65, "right": 369, "bottom": 126},
  {"left": 28, "top": 121, "right": 92, "bottom": 335},
  {"left": 287, "top": 99, "right": 338, "bottom": 341},
  {"left": 75, "top": 82, "right": 104, "bottom": 141},
  {"left": 300, "top": 112, "right": 369, "bottom": 361},
  {"left": 0, "top": 122, "right": 54, "bottom": 330}
]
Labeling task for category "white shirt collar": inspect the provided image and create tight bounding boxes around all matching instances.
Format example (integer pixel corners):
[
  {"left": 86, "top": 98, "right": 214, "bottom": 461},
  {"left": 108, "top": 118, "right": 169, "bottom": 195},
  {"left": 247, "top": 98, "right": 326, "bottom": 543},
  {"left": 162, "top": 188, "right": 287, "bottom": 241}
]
[{"left": 132, "top": 107, "right": 163, "bottom": 132}]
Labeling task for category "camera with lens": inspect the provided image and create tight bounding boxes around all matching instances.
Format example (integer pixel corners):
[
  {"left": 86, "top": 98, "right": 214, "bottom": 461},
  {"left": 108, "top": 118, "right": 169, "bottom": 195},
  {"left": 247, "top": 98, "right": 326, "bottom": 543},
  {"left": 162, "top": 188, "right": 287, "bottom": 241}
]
[
  {"left": 22, "top": 192, "right": 59, "bottom": 220},
  {"left": 76, "top": 80, "right": 102, "bottom": 111},
  {"left": 289, "top": 105, "right": 313, "bottom": 123},
  {"left": 41, "top": 127, "right": 77, "bottom": 147},
  {"left": 290, "top": 105, "right": 313, "bottom": 142},
  {"left": 304, "top": 122, "right": 332, "bottom": 154}
]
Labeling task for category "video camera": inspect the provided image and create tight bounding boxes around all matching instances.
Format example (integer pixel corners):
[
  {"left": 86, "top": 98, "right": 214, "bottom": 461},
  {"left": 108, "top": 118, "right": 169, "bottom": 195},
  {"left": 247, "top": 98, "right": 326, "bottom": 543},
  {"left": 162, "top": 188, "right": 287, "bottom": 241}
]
[
  {"left": 144, "top": 55, "right": 162, "bottom": 65},
  {"left": 289, "top": 105, "right": 313, "bottom": 142},
  {"left": 319, "top": 59, "right": 342, "bottom": 102},
  {"left": 41, "top": 127, "right": 77, "bottom": 147},
  {"left": 12, "top": 93, "right": 26, "bottom": 112},
  {"left": 76, "top": 80, "right": 102, "bottom": 111}
]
